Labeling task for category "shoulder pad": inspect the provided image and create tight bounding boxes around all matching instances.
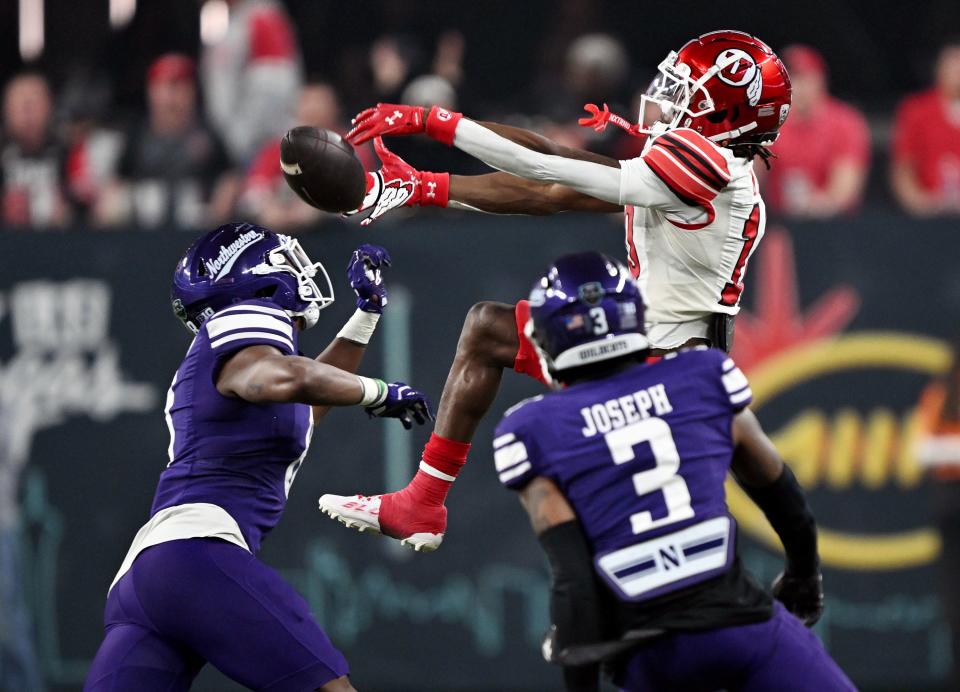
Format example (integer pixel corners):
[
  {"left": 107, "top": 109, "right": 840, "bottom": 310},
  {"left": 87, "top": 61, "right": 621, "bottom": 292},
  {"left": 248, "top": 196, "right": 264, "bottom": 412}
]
[{"left": 502, "top": 394, "right": 545, "bottom": 419}]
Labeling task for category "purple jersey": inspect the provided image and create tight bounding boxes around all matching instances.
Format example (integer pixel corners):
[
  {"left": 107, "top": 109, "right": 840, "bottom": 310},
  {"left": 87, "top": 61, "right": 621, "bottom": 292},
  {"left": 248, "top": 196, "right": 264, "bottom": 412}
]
[
  {"left": 494, "top": 347, "right": 752, "bottom": 604},
  {"left": 151, "top": 299, "right": 313, "bottom": 553}
]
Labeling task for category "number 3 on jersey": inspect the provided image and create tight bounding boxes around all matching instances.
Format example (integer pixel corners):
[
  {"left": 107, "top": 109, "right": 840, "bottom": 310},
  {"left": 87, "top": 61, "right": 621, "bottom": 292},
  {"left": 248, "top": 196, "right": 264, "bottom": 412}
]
[{"left": 604, "top": 418, "right": 694, "bottom": 534}]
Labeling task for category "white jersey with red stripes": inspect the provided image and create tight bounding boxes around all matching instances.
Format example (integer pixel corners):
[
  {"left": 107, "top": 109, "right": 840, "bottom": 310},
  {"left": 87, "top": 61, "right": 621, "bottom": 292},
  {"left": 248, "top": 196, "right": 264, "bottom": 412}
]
[{"left": 617, "top": 128, "right": 764, "bottom": 349}]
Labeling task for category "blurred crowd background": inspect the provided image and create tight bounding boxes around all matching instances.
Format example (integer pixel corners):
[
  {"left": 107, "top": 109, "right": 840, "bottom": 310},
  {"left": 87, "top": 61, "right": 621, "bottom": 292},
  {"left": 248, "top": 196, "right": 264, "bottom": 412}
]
[
  {"left": 3, "top": 2, "right": 960, "bottom": 691},
  {"left": 1, "top": 0, "right": 960, "bottom": 233}
]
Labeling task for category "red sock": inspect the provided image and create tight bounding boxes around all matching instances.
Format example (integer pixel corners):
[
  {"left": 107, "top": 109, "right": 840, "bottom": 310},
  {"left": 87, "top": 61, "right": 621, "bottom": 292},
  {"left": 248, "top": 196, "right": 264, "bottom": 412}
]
[{"left": 408, "top": 433, "right": 471, "bottom": 506}]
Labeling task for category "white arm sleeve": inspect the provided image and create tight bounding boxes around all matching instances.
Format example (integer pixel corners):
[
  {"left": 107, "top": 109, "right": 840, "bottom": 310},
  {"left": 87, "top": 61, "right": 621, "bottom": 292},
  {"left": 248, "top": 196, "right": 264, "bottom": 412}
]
[
  {"left": 619, "top": 156, "right": 697, "bottom": 210},
  {"left": 453, "top": 119, "right": 623, "bottom": 204}
]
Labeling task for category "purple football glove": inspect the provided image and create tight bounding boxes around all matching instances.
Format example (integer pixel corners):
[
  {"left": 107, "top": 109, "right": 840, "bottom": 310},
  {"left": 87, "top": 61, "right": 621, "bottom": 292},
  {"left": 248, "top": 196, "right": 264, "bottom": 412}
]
[
  {"left": 366, "top": 381, "right": 434, "bottom": 430},
  {"left": 347, "top": 244, "right": 391, "bottom": 313}
]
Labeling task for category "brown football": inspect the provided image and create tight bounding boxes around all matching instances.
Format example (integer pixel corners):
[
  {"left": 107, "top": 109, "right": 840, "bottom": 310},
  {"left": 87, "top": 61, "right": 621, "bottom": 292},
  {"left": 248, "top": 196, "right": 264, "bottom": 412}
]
[{"left": 280, "top": 127, "right": 366, "bottom": 213}]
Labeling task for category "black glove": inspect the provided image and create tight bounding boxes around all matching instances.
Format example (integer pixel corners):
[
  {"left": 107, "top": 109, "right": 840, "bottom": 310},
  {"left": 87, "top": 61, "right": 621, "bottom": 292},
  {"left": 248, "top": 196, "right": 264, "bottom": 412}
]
[{"left": 772, "top": 571, "right": 824, "bottom": 626}]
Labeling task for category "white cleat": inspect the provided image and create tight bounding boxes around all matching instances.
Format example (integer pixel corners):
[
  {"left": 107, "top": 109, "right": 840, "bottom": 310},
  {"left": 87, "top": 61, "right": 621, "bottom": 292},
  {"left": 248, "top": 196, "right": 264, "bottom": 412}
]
[
  {"left": 318, "top": 493, "right": 445, "bottom": 553},
  {"left": 398, "top": 532, "right": 444, "bottom": 553},
  {"left": 318, "top": 493, "right": 383, "bottom": 535}
]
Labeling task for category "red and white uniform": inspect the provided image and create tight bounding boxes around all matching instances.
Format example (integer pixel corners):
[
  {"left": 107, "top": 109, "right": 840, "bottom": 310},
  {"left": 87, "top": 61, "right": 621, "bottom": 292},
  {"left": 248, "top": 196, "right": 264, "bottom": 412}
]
[
  {"left": 622, "top": 128, "right": 763, "bottom": 347},
  {"left": 451, "top": 119, "right": 763, "bottom": 349}
]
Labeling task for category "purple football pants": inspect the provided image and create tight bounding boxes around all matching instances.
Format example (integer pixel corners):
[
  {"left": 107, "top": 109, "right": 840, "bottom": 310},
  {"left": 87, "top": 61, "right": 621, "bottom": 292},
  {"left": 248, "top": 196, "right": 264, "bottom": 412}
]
[
  {"left": 84, "top": 538, "right": 348, "bottom": 692},
  {"left": 618, "top": 603, "right": 856, "bottom": 692}
]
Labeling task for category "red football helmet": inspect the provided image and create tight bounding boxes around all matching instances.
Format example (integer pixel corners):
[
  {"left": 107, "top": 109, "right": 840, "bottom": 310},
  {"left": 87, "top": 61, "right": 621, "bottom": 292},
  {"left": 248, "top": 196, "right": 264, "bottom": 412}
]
[{"left": 639, "top": 30, "right": 792, "bottom": 146}]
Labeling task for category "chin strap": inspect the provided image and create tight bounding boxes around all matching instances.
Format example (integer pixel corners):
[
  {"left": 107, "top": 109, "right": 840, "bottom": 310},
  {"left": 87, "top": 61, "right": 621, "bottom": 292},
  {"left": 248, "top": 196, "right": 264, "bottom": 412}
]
[
  {"left": 707, "top": 121, "right": 759, "bottom": 143},
  {"left": 578, "top": 103, "right": 644, "bottom": 138}
]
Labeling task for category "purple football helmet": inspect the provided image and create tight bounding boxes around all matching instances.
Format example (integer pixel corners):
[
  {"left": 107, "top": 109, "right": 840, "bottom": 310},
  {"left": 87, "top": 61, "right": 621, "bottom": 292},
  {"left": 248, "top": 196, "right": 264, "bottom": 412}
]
[
  {"left": 528, "top": 251, "right": 649, "bottom": 375},
  {"left": 171, "top": 222, "right": 334, "bottom": 333}
]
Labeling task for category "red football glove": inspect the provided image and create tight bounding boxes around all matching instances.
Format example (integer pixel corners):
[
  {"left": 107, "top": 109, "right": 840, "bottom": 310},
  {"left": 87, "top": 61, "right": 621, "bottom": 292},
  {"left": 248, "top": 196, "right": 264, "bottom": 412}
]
[
  {"left": 578, "top": 103, "right": 643, "bottom": 138},
  {"left": 347, "top": 103, "right": 463, "bottom": 146},
  {"left": 345, "top": 138, "right": 449, "bottom": 226}
]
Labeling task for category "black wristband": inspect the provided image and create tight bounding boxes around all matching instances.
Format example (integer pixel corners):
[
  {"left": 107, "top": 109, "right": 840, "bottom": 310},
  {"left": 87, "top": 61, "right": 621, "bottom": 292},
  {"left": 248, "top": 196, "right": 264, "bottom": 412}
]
[{"left": 741, "top": 464, "right": 819, "bottom": 577}]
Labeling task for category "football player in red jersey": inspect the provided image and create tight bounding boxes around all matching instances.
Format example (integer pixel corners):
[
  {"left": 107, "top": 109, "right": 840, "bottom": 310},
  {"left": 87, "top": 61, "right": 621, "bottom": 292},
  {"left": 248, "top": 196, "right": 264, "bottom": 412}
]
[{"left": 319, "top": 31, "right": 794, "bottom": 555}]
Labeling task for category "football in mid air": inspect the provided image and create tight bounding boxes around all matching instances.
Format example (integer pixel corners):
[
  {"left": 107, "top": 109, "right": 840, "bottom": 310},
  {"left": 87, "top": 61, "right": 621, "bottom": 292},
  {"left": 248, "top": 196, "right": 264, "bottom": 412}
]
[{"left": 280, "top": 126, "right": 366, "bottom": 213}]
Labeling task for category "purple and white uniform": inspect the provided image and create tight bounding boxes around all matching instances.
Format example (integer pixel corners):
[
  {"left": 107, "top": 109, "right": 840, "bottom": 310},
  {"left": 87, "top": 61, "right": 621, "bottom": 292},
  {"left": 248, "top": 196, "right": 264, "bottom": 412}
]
[
  {"left": 494, "top": 347, "right": 854, "bottom": 691},
  {"left": 152, "top": 298, "right": 312, "bottom": 554},
  {"left": 86, "top": 299, "right": 348, "bottom": 692}
]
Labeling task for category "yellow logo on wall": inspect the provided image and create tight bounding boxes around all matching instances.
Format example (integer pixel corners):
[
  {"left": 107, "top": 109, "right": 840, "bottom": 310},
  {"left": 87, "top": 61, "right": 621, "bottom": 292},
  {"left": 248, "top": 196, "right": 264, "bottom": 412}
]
[
  {"left": 727, "top": 231, "right": 950, "bottom": 571},
  {"left": 727, "top": 333, "right": 950, "bottom": 570}
]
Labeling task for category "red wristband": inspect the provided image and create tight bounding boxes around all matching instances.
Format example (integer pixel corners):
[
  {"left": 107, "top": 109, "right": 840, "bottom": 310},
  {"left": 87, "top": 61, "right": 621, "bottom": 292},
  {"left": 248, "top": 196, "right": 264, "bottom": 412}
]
[
  {"left": 418, "top": 171, "right": 449, "bottom": 207},
  {"left": 425, "top": 106, "right": 463, "bottom": 146}
]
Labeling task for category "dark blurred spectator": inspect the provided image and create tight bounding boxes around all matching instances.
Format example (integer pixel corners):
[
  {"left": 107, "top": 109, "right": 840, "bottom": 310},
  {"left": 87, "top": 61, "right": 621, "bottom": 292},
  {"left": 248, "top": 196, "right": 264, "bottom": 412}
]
[
  {"left": 533, "top": 33, "right": 631, "bottom": 157},
  {"left": 401, "top": 75, "right": 458, "bottom": 111},
  {"left": 369, "top": 35, "right": 423, "bottom": 104},
  {"left": 916, "top": 339, "right": 960, "bottom": 689},
  {"left": 565, "top": 33, "right": 629, "bottom": 110},
  {"left": 762, "top": 45, "right": 870, "bottom": 218},
  {"left": 0, "top": 72, "right": 70, "bottom": 228},
  {"left": 376, "top": 33, "right": 491, "bottom": 177},
  {"left": 534, "top": 0, "right": 603, "bottom": 90},
  {"left": 240, "top": 82, "right": 347, "bottom": 231},
  {"left": 95, "top": 54, "right": 238, "bottom": 229},
  {"left": 60, "top": 69, "right": 124, "bottom": 223},
  {"left": 432, "top": 31, "right": 466, "bottom": 91},
  {"left": 891, "top": 38, "right": 960, "bottom": 216},
  {"left": 202, "top": 0, "right": 302, "bottom": 165}
]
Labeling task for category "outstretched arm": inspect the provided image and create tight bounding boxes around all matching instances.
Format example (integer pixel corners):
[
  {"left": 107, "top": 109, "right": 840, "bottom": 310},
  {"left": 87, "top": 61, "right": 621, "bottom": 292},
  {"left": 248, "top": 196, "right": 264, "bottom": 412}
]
[
  {"left": 348, "top": 104, "right": 702, "bottom": 224},
  {"left": 217, "top": 345, "right": 432, "bottom": 429},
  {"left": 448, "top": 123, "right": 621, "bottom": 213},
  {"left": 348, "top": 104, "right": 622, "bottom": 201},
  {"left": 476, "top": 121, "right": 619, "bottom": 166},
  {"left": 351, "top": 138, "right": 621, "bottom": 222},
  {"left": 449, "top": 173, "right": 622, "bottom": 215},
  {"left": 451, "top": 119, "right": 623, "bottom": 204},
  {"left": 217, "top": 345, "right": 375, "bottom": 406},
  {"left": 347, "top": 106, "right": 625, "bottom": 222}
]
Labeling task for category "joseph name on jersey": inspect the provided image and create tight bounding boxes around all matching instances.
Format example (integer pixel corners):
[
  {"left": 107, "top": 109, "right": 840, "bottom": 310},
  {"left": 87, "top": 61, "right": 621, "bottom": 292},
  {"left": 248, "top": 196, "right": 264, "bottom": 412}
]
[
  {"left": 109, "top": 299, "right": 313, "bottom": 591},
  {"left": 620, "top": 129, "right": 765, "bottom": 349},
  {"left": 494, "top": 347, "right": 753, "bottom": 604}
]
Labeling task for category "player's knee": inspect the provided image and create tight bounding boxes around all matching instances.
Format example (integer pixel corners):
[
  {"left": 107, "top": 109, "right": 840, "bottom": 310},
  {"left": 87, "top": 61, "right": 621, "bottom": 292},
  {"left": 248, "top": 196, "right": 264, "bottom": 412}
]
[
  {"left": 462, "top": 301, "right": 514, "bottom": 343},
  {"left": 460, "top": 301, "right": 518, "bottom": 358}
]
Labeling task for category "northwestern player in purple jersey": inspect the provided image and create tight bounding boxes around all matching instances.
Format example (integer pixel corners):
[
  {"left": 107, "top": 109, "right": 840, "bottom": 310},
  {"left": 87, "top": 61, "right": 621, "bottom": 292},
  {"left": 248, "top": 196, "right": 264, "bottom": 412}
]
[
  {"left": 493, "top": 252, "right": 855, "bottom": 692},
  {"left": 84, "top": 223, "right": 432, "bottom": 692}
]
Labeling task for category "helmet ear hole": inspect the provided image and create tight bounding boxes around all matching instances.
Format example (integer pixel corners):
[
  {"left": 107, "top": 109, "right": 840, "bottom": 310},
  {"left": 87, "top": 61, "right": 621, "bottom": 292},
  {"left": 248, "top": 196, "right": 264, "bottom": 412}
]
[
  {"left": 255, "top": 286, "right": 278, "bottom": 298},
  {"left": 705, "top": 108, "right": 728, "bottom": 124}
]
